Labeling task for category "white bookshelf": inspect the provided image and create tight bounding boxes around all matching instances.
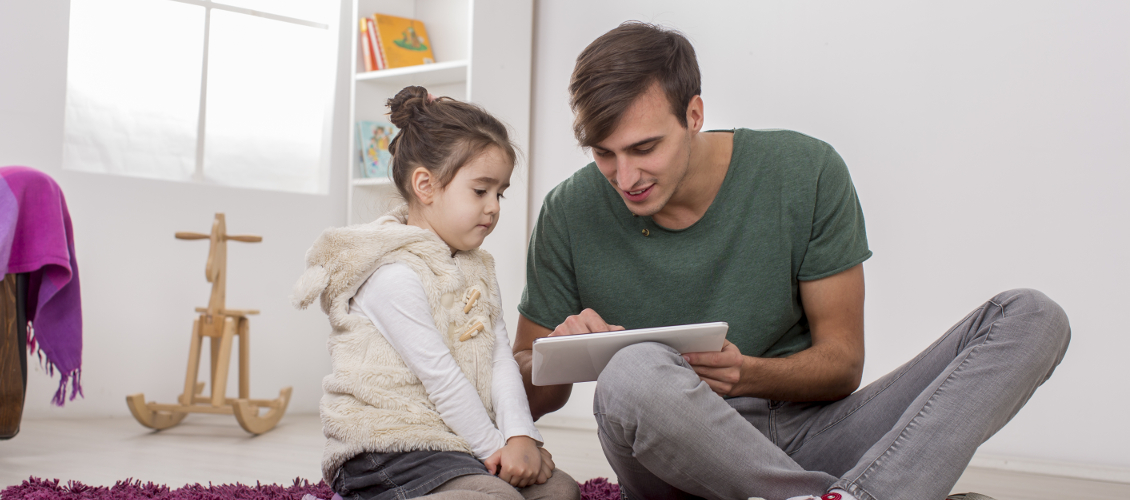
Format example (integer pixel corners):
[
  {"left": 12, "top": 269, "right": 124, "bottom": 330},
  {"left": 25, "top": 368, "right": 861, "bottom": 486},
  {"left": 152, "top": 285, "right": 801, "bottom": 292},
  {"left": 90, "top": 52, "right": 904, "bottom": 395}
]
[
  {"left": 346, "top": 0, "right": 534, "bottom": 336},
  {"left": 354, "top": 59, "right": 470, "bottom": 86},
  {"left": 351, "top": 177, "right": 393, "bottom": 186}
]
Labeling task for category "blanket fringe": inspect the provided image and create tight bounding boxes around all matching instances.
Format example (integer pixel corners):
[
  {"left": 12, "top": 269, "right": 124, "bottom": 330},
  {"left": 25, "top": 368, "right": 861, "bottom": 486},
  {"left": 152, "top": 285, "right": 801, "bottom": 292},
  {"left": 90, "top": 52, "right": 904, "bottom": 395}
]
[
  {"left": 27, "top": 321, "right": 85, "bottom": 406},
  {"left": 50, "top": 368, "right": 83, "bottom": 406}
]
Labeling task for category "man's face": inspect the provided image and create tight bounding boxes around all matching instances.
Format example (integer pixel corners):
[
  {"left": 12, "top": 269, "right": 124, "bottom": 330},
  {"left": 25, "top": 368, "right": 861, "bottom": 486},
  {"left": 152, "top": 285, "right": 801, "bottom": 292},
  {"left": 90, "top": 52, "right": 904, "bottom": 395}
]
[{"left": 591, "top": 83, "right": 695, "bottom": 218}]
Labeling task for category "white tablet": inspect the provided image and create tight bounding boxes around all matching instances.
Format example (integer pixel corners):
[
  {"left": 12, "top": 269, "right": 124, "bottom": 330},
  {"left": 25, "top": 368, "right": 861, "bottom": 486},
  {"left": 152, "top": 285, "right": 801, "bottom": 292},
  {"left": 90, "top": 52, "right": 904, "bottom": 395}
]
[{"left": 531, "top": 322, "right": 728, "bottom": 386}]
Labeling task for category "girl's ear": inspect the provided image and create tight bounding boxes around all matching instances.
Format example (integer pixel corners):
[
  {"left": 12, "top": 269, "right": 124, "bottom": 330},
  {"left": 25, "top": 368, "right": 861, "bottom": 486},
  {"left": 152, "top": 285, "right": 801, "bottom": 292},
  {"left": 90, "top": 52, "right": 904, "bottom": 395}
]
[{"left": 411, "top": 167, "right": 436, "bottom": 204}]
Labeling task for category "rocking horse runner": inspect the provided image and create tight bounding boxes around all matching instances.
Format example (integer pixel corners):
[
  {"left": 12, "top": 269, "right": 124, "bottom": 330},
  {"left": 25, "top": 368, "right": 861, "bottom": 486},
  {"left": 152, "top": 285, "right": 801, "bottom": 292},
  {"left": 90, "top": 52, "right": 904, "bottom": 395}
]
[{"left": 127, "top": 213, "right": 291, "bottom": 434}]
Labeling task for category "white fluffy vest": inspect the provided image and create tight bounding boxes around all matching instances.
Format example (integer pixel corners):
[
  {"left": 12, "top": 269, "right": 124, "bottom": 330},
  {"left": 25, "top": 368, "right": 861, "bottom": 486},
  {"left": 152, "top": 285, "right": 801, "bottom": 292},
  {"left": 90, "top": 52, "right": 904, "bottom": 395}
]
[{"left": 291, "top": 207, "right": 502, "bottom": 482}]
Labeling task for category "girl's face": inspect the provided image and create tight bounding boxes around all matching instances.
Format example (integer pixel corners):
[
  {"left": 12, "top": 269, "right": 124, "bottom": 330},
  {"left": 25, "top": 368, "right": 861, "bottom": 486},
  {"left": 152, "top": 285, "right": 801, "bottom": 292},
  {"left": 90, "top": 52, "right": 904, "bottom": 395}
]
[{"left": 422, "top": 146, "right": 514, "bottom": 255}]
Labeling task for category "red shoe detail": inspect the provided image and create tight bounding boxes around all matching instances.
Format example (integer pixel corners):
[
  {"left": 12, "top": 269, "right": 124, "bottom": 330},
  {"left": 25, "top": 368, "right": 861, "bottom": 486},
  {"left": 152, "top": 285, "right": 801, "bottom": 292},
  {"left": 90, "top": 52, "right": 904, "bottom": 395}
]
[{"left": 822, "top": 494, "right": 842, "bottom": 500}]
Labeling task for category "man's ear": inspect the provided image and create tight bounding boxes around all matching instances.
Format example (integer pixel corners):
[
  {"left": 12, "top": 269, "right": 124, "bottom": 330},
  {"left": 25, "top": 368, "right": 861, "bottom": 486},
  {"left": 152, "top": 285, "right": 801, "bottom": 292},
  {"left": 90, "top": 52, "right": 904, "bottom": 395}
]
[
  {"left": 685, "top": 95, "right": 705, "bottom": 133},
  {"left": 411, "top": 167, "right": 436, "bottom": 204}
]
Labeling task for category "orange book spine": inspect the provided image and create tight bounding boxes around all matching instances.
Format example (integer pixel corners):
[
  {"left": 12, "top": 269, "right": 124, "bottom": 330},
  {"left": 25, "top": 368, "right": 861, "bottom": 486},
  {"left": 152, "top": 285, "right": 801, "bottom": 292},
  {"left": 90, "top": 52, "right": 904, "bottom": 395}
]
[
  {"left": 359, "top": 19, "right": 375, "bottom": 72},
  {"left": 368, "top": 17, "right": 387, "bottom": 70}
]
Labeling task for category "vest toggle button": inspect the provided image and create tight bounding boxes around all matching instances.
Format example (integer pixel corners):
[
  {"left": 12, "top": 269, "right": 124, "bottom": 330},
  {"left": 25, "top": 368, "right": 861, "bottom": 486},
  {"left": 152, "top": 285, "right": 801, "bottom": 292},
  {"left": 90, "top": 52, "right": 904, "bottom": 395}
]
[
  {"left": 641, "top": 228, "right": 650, "bottom": 237},
  {"left": 463, "top": 288, "right": 481, "bottom": 313},
  {"left": 459, "top": 321, "right": 485, "bottom": 342}
]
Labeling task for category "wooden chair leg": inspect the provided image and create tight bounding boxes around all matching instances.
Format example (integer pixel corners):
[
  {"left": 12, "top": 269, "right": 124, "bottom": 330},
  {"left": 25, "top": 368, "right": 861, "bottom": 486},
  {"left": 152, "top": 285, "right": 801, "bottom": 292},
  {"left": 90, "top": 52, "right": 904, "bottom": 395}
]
[
  {"left": 238, "top": 317, "right": 249, "bottom": 400},
  {"left": 180, "top": 318, "right": 203, "bottom": 406},
  {"left": 209, "top": 321, "right": 220, "bottom": 391},
  {"left": 1, "top": 273, "right": 26, "bottom": 440},
  {"left": 210, "top": 317, "right": 236, "bottom": 407}
]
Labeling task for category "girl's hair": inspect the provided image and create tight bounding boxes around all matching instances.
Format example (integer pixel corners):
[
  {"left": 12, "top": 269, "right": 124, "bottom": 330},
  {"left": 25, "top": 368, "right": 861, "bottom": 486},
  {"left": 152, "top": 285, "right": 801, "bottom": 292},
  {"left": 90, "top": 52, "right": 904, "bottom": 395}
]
[{"left": 386, "top": 86, "right": 517, "bottom": 203}]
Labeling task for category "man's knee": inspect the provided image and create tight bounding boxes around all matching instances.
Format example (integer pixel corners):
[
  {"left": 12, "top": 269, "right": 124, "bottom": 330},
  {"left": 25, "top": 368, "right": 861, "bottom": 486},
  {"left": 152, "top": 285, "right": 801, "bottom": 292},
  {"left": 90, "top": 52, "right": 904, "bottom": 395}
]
[
  {"left": 993, "top": 288, "right": 1070, "bottom": 361},
  {"left": 594, "top": 342, "right": 689, "bottom": 416},
  {"left": 598, "top": 341, "right": 685, "bottom": 389}
]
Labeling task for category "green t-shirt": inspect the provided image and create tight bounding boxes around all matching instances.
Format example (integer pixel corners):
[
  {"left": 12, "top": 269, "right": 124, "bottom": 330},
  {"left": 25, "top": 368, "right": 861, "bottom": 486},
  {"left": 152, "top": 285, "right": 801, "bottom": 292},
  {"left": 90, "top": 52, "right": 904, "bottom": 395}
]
[{"left": 519, "top": 129, "right": 871, "bottom": 358}]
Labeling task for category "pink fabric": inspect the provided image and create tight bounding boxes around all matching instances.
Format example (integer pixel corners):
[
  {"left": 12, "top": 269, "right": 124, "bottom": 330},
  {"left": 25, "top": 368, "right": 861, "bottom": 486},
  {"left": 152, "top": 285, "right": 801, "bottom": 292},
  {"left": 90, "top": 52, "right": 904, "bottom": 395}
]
[
  {"left": 1, "top": 477, "right": 332, "bottom": 500},
  {"left": 1, "top": 477, "right": 621, "bottom": 500},
  {"left": 1, "top": 166, "right": 83, "bottom": 405}
]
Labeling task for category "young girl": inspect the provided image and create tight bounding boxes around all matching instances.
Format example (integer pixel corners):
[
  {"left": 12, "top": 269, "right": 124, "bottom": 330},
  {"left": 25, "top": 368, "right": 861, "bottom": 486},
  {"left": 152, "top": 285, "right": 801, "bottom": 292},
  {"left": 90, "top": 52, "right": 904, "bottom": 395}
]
[{"left": 292, "top": 86, "right": 580, "bottom": 500}]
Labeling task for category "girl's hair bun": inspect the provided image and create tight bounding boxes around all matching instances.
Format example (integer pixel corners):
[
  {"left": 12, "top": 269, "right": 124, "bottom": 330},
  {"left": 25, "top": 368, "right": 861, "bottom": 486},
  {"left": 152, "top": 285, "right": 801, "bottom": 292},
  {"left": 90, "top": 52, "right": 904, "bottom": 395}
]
[{"left": 387, "top": 86, "right": 430, "bottom": 129}]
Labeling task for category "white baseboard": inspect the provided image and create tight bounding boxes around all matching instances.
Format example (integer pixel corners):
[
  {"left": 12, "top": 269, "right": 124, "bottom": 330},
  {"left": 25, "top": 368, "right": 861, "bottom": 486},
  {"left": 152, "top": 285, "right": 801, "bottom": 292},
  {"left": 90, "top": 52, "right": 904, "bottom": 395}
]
[
  {"left": 535, "top": 414, "right": 598, "bottom": 431},
  {"left": 968, "top": 454, "right": 1130, "bottom": 484},
  {"left": 535, "top": 415, "right": 1130, "bottom": 485}
]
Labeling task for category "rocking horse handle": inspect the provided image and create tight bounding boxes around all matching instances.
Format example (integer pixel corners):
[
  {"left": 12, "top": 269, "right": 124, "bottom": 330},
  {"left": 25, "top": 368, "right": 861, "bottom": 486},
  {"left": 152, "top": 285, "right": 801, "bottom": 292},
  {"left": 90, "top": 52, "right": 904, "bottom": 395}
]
[
  {"left": 226, "top": 235, "right": 262, "bottom": 243},
  {"left": 175, "top": 232, "right": 210, "bottom": 240}
]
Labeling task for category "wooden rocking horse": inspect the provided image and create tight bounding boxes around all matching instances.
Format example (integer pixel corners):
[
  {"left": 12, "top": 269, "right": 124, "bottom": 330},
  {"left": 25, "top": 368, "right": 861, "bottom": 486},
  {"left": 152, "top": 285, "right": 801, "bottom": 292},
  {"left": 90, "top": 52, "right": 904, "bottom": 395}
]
[{"left": 127, "top": 213, "right": 291, "bottom": 434}]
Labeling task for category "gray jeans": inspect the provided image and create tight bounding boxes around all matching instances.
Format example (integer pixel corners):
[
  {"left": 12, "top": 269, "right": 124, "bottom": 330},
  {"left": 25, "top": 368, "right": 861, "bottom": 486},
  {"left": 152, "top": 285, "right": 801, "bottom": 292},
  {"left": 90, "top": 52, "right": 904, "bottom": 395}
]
[{"left": 592, "top": 289, "right": 1070, "bottom": 500}]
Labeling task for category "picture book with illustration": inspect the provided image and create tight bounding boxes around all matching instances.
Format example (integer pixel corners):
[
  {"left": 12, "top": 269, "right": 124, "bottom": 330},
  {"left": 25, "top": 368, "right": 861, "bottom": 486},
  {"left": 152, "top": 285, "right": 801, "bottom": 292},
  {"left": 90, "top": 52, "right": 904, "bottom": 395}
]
[
  {"left": 357, "top": 121, "right": 397, "bottom": 179},
  {"left": 370, "top": 14, "right": 435, "bottom": 69}
]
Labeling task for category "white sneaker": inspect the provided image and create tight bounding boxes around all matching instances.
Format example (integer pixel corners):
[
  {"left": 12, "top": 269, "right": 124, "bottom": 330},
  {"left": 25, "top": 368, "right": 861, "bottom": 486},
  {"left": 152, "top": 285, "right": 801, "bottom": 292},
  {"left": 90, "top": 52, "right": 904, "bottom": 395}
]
[{"left": 780, "top": 493, "right": 846, "bottom": 500}]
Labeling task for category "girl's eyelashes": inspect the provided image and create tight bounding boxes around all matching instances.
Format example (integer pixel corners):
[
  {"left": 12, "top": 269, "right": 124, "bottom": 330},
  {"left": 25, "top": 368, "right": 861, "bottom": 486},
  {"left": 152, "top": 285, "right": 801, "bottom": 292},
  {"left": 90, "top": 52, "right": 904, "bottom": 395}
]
[{"left": 474, "top": 188, "right": 505, "bottom": 199}]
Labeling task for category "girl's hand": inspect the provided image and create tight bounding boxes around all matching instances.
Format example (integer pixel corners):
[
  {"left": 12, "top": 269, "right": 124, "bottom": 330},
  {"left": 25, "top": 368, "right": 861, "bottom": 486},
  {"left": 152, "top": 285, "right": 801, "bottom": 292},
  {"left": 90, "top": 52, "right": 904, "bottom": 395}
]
[
  {"left": 535, "top": 447, "right": 555, "bottom": 484},
  {"left": 483, "top": 449, "right": 503, "bottom": 477},
  {"left": 488, "top": 436, "right": 541, "bottom": 487}
]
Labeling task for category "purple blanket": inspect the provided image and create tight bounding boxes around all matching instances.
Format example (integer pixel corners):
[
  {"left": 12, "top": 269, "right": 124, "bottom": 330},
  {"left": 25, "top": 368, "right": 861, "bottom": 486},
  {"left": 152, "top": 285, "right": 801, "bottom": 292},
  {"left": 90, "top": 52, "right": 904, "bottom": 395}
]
[{"left": 1, "top": 166, "right": 83, "bottom": 405}]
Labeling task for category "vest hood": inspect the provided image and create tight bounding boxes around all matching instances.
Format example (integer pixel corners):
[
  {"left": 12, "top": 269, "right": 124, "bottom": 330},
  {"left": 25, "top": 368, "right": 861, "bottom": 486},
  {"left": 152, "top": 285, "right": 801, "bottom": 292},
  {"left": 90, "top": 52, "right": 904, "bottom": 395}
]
[{"left": 291, "top": 205, "right": 450, "bottom": 319}]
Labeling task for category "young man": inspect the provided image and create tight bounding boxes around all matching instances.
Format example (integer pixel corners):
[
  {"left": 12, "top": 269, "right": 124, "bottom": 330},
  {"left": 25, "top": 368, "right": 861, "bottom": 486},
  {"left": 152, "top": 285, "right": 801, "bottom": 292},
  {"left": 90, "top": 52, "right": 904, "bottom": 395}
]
[{"left": 514, "top": 22, "right": 1070, "bottom": 500}]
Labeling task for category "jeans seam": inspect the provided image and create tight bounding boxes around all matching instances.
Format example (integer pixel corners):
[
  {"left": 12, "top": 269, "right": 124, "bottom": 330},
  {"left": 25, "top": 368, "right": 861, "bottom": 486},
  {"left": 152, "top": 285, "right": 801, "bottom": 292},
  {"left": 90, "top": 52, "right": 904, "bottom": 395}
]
[
  {"left": 841, "top": 302, "right": 1005, "bottom": 492},
  {"left": 379, "top": 468, "right": 398, "bottom": 490},
  {"left": 788, "top": 305, "right": 987, "bottom": 455},
  {"left": 768, "top": 402, "right": 778, "bottom": 446},
  {"left": 836, "top": 482, "right": 877, "bottom": 500}
]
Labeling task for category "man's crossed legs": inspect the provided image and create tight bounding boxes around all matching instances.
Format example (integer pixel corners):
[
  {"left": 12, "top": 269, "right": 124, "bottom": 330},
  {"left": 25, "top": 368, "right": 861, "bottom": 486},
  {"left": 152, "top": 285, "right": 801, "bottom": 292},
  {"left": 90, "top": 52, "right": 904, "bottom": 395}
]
[{"left": 593, "top": 289, "right": 1070, "bottom": 500}]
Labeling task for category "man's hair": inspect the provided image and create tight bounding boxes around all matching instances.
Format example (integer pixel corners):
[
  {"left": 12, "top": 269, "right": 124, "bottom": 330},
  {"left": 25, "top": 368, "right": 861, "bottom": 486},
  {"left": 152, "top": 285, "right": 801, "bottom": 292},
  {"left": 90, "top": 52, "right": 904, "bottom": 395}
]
[{"left": 568, "top": 22, "right": 701, "bottom": 148}]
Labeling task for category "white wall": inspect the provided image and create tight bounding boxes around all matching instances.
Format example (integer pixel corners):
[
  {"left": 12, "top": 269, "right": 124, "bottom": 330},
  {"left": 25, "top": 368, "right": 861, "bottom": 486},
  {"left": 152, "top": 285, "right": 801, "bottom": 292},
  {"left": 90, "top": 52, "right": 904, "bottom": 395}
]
[
  {"left": 1, "top": 1, "right": 354, "bottom": 418},
  {"left": 5, "top": 0, "right": 1127, "bottom": 477},
  {"left": 530, "top": 1, "right": 1130, "bottom": 472}
]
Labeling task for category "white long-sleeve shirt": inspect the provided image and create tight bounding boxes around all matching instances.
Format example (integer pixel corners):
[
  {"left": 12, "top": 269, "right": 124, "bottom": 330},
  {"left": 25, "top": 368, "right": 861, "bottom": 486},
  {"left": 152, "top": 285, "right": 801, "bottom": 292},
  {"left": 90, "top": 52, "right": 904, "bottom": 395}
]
[{"left": 348, "top": 262, "right": 542, "bottom": 459}]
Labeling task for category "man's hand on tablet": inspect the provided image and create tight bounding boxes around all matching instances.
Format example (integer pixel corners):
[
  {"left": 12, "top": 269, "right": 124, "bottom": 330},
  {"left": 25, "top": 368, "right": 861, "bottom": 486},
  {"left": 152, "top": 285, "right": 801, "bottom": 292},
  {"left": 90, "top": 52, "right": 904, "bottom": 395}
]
[
  {"left": 548, "top": 308, "right": 625, "bottom": 337},
  {"left": 682, "top": 340, "right": 745, "bottom": 396}
]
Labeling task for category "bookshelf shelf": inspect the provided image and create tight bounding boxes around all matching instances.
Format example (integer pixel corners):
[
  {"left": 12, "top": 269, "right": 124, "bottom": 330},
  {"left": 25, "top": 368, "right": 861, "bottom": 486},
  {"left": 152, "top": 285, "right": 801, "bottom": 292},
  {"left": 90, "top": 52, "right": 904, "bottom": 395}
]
[
  {"left": 355, "top": 60, "right": 469, "bottom": 87},
  {"left": 351, "top": 177, "right": 393, "bottom": 186}
]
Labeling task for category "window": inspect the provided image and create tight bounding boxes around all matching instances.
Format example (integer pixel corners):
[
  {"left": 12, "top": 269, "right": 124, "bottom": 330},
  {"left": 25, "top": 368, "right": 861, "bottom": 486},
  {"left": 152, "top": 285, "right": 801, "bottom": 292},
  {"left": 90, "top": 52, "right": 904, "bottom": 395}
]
[{"left": 62, "top": 0, "right": 339, "bottom": 194}]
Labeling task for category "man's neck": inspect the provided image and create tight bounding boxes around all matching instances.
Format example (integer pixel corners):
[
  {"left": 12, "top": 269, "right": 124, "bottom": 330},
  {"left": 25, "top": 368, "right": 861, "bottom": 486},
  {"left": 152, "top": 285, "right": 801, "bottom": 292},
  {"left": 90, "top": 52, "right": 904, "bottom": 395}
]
[{"left": 651, "top": 131, "right": 734, "bottom": 230}]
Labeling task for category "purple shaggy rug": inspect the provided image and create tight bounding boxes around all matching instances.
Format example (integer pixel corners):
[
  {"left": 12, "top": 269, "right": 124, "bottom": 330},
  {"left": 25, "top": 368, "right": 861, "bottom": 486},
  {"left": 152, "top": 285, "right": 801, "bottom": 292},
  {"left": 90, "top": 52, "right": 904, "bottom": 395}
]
[{"left": 1, "top": 477, "right": 621, "bottom": 500}]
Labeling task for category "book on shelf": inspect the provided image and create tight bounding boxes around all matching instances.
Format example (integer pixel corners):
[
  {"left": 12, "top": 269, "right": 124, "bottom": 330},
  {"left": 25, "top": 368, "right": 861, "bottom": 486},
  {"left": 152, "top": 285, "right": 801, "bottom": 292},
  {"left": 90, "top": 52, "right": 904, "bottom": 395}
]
[
  {"left": 366, "top": 13, "right": 436, "bottom": 71},
  {"left": 357, "top": 121, "right": 398, "bottom": 179},
  {"left": 365, "top": 17, "right": 385, "bottom": 71},
  {"left": 359, "top": 18, "right": 375, "bottom": 72}
]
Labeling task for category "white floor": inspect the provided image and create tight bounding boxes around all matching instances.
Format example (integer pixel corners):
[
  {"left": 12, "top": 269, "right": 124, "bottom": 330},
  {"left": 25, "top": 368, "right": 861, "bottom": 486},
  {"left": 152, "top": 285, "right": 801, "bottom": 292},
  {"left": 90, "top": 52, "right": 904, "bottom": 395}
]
[{"left": 2, "top": 413, "right": 1128, "bottom": 500}]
